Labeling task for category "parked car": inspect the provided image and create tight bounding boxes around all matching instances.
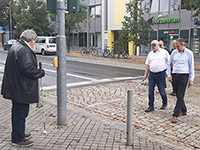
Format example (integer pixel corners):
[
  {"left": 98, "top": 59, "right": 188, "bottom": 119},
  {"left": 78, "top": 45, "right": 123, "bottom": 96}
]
[
  {"left": 3, "top": 39, "right": 17, "bottom": 50},
  {"left": 33, "top": 36, "right": 56, "bottom": 55}
]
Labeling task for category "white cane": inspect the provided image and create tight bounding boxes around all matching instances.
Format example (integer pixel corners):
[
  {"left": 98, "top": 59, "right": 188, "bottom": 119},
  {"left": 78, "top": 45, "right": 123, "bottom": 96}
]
[{"left": 39, "top": 62, "right": 47, "bottom": 134}]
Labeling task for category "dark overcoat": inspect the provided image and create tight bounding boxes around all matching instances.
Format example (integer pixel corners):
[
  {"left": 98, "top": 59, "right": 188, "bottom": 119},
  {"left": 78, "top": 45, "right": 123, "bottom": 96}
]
[{"left": 1, "top": 40, "right": 45, "bottom": 104}]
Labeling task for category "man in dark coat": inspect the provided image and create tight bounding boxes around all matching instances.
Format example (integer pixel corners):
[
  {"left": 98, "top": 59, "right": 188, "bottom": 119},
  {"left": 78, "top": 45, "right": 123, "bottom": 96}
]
[{"left": 1, "top": 29, "right": 45, "bottom": 146}]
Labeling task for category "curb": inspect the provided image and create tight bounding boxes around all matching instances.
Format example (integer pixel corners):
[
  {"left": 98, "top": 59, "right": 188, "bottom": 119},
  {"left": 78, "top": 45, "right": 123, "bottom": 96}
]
[{"left": 67, "top": 52, "right": 200, "bottom": 71}]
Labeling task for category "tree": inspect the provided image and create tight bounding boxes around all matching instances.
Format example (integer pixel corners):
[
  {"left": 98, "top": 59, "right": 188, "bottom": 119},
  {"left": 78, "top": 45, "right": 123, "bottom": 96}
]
[
  {"left": 121, "top": 0, "right": 152, "bottom": 54},
  {"left": 0, "top": 0, "right": 12, "bottom": 28},
  {"left": 13, "top": 0, "right": 53, "bottom": 36},
  {"left": 181, "top": 0, "right": 200, "bottom": 17},
  {"left": 114, "top": 29, "right": 129, "bottom": 53},
  {"left": 65, "top": 10, "right": 86, "bottom": 53}
]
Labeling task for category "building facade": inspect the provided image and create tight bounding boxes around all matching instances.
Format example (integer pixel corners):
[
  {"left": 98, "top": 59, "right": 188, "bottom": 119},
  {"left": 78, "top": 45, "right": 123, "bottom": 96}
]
[
  {"left": 106, "top": 0, "right": 200, "bottom": 55},
  {"left": 69, "top": 0, "right": 102, "bottom": 52},
  {"left": 69, "top": 0, "right": 200, "bottom": 56}
]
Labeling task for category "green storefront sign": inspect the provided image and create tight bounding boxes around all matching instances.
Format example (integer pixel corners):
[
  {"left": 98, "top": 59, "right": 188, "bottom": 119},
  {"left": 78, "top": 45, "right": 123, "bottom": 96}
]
[{"left": 153, "top": 18, "right": 180, "bottom": 24}]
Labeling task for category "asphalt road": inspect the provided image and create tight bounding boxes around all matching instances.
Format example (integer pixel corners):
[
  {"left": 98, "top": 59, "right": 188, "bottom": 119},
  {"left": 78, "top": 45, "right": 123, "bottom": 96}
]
[{"left": 0, "top": 49, "right": 144, "bottom": 91}]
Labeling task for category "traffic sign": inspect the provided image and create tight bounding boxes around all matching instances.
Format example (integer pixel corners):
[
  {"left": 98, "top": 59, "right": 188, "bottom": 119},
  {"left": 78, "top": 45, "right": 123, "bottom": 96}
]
[{"left": 194, "top": 18, "right": 198, "bottom": 25}]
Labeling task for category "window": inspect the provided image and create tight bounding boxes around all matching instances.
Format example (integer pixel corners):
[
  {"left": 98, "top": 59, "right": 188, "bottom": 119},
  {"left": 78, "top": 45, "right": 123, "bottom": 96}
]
[
  {"left": 74, "top": 33, "right": 78, "bottom": 46},
  {"left": 170, "top": 0, "right": 181, "bottom": 11},
  {"left": 142, "top": 0, "right": 151, "bottom": 13},
  {"left": 90, "top": 5, "right": 101, "bottom": 18},
  {"left": 160, "top": 0, "right": 169, "bottom": 13},
  {"left": 150, "top": 0, "right": 159, "bottom": 13},
  {"left": 49, "top": 38, "right": 56, "bottom": 43},
  {"left": 37, "top": 38, "right": 46, "bottom": 43}
]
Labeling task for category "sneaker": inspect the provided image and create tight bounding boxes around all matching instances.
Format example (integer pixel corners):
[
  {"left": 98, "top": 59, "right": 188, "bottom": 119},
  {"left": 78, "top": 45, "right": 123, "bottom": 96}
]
[
  {"left": 25, "top": 133, "right": 32, "bottom": 140},
  {"left": 11, "top": 139, "right": 33, "bottom": 147},
  {"left": 145, "top": 107, "right": 154, "bottom": 112}
]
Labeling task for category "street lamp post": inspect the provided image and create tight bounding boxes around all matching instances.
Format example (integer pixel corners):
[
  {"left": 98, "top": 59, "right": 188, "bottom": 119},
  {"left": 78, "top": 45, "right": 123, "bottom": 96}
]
[{"left": 9, "top": 0, "right": 13, "bottom": 39}]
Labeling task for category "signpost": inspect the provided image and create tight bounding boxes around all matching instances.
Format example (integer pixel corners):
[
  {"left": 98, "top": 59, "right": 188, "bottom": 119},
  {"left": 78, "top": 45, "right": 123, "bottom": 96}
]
[{"left": 193, "top": 18, "right": 199, "bottom": 55}]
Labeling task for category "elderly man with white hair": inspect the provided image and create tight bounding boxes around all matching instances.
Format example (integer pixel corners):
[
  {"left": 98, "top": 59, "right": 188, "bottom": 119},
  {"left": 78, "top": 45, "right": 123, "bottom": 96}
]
[
  {"left": 1, "top": 29, "right": 45, "bottom": 146},
  {"left": 143, "top": 40, "right": 170, "bottom": 112}
]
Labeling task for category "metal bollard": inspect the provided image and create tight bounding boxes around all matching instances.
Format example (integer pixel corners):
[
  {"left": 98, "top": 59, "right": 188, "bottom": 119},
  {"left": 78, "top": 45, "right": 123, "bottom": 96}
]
[{"left": 126, "top": 90, "right": 133, "bottom": 146}]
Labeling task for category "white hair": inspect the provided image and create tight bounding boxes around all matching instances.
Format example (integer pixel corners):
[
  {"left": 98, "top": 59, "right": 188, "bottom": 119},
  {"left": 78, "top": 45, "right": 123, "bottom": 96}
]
[
  {"left": 151, "top": 40, "right": 159, "bottom": 45},
  {"left": 172, "top": 40, "right": 177, "bottom": 43},
  {"left": 20, "top": 29, "right": 37, "bottom": 42}
]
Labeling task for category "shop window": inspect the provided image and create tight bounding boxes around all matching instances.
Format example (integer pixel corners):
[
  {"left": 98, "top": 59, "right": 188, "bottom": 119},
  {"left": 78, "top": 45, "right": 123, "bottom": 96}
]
[
  {"left": 74, "top": 33, "right": 78, "bottom": 46},
  {"left": 150, "top": 31, "right": 157, "bottom": 40},
  {"left": 180, "top": 30, "right": 189, "bottom": 39},
  {"left": 198, "top": 28, "right": 200, "bottom": 38},
  {"left": 79, "top": 33, "right": 84, "bottom": 47}
]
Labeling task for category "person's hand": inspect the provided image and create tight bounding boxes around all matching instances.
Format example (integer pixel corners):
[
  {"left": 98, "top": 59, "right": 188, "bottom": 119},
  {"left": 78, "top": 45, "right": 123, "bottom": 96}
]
[
  {"left": 143, "top": 74, "right": 147, "bottom": 81},
  {"left": 188, "top": 81, "right": 193, "bottom": 88},
  {"left": 168, "top": 77, "right": 173, "bottom": 82}
]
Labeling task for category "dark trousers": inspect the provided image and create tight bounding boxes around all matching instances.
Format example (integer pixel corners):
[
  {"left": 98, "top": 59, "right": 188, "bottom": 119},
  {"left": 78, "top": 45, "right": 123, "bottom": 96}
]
[
  {"left": 148, "top": 71, "right": 167, "bottom": 108},
  {"left": 11, "top": 101, "right": 30, "bottom": 143},
  {"left": 172, "top": 74, "right": 189, "bottom": 117}
]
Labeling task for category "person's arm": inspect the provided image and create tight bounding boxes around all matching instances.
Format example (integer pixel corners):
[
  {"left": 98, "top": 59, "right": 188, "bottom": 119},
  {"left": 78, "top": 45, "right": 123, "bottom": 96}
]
[
  {"left": 143, "top": 65, "right": 149, "bottom": 81},
  {"left": 188, "top": 51, "right": 195, "bottom": 87},
  {"left": 167, "top": 52, "right": 173, "bottom": 82}
]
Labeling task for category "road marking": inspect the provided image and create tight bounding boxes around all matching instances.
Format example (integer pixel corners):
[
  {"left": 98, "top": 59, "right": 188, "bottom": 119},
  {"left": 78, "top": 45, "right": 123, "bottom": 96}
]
[
  {"left": 44, "top": 68, "right": 97, "bottom": 81},
  {"left": 43, "top": 76, "right": 143, "bottom": 91}
]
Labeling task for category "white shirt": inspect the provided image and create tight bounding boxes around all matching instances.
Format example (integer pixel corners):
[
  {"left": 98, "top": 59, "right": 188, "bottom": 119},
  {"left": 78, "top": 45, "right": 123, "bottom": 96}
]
[
  {"left": 24, "top": 40, "right": 33, "bottom": 50},
  {"left": 167, "top": 48, "right": 195, "bottom": 81},
  {"left": 145, "top": 48, "right": 170, "bottom": 73}
]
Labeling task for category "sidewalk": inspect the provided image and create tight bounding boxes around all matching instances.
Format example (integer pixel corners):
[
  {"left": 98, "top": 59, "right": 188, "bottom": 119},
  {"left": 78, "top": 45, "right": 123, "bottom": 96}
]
[
  {"left": 0, "top": 79, "right": 192, "bottom": 150},
  {"left": 66, "top": 52, "right": 200, "bottom": 70}
]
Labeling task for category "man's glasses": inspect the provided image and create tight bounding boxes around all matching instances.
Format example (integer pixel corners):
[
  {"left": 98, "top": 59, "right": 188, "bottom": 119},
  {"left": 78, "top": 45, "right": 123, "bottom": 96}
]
[
  {"left": 159, "top": 44, "right": 163, "bottom": 47},
  {"left": 151, "top": 43, "right": 157, "bottom": 47}
]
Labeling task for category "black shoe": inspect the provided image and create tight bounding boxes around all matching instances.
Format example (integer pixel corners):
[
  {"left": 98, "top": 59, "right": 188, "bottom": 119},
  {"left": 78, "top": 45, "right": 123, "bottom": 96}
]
[
  {"left": 169, "top": 92, "right": 176, "bottom": 96},
  {"left": 145, "top": 107, "right": 154, "bottom": 112},
  {"left": 160, "top": 105, "right": 167, "bottom": 110}
]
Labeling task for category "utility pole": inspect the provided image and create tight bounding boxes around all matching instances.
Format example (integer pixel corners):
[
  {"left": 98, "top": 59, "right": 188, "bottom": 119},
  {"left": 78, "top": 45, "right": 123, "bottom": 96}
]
[
  {"left": 57, "top": 0, "right": 67, "bottom": 125},
  {"left": 9, "top": 0, "right": 13, "bottom": 39},
  {"left": 87, "top": 7, "right": 90, "bottom": 49}
]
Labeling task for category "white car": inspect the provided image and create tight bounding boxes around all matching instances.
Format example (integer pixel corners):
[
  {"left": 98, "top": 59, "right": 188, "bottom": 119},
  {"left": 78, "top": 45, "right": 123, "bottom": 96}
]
[
  {"left": 33, "top": 36, "right": 56, "bottom": 55},
  {"left": 3, "top": 39, "right": 17, "bottom": 50}
]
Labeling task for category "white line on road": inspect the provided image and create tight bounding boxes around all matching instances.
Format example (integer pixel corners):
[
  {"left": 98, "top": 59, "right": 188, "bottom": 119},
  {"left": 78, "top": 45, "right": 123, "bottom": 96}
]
[
  {"left": 44, "top": 68, "right": 97, "bottom": 81},
  {"left": 43, "top": 76, "right": 143, "bottom": 91}
]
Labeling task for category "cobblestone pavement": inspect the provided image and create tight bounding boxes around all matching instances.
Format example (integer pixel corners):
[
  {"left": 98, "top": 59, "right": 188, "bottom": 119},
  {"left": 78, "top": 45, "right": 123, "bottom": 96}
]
[
  {"left": 46, "top": 55, "right": 200, "bottom": 150},
  {"left": 0, "top": 81, "right": 188, "bottom": 150}
]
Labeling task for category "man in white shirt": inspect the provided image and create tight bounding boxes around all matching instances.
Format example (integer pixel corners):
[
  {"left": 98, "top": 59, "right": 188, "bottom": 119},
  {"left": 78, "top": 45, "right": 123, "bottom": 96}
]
[{"left": 143, "top": 40, "right": 170, "bottom": 112}]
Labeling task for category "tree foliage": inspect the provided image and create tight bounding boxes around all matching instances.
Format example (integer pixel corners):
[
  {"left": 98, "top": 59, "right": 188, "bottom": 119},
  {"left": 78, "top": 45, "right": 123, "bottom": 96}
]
[
  {"left": 114, "top": 29, "right": 129, "bottom": 53},
  {"left": 65, "top": 10, "right": 86, "bottom": 52},
  {"left": 13, "top": 0, "right": 53, "bottom": 36},
  {"left": 0, "top": 0, "right": 13, "bottom": 28},
  {"left": 121, "top": 0, "right": 152, "bottom": 48},
  {"left": 181, "top": 0, "right": 200, "bottom": 17}
]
